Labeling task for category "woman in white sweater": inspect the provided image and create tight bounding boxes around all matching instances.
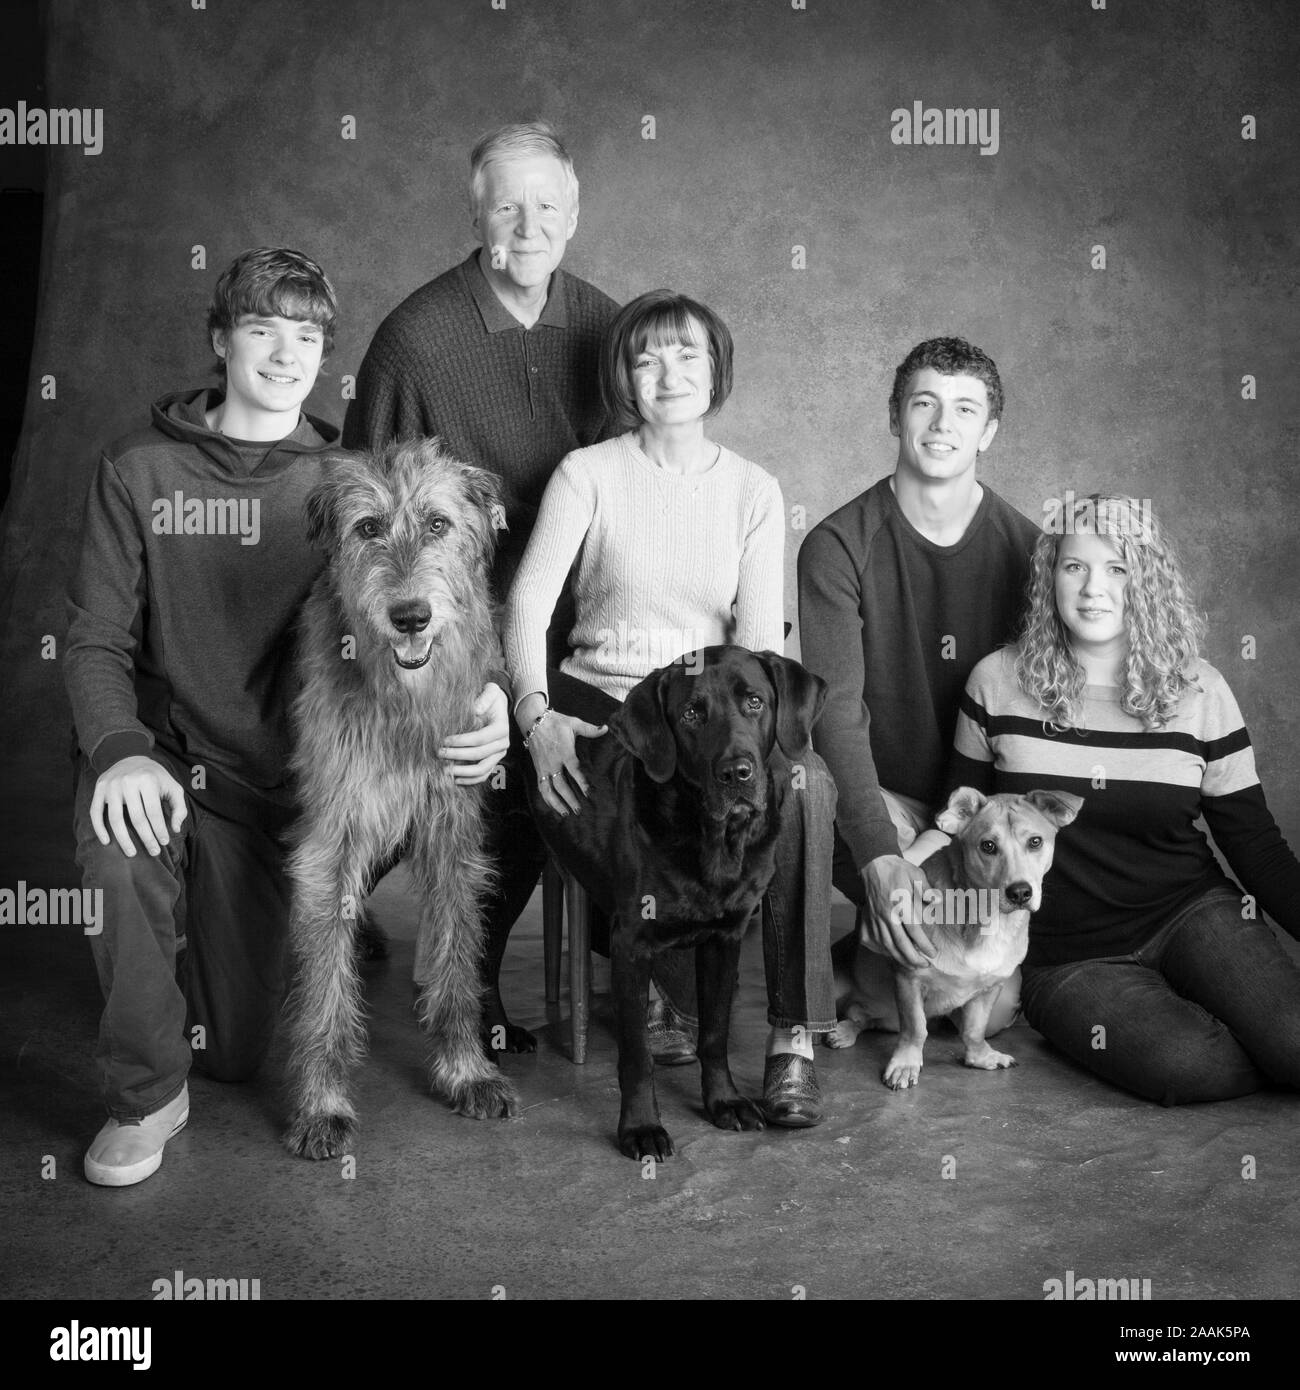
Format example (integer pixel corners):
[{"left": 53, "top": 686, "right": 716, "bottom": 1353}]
[{"left": 505, "top": 290, "right": 835, "bottom": 1126}]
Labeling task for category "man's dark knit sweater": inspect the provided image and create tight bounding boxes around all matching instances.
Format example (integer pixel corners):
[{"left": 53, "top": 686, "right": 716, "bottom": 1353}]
[
  {"left": 64, "top": 389, "right": 345, "bottom": 815},
  {"left": 797, "top": 476, "right": 1039, "bottom": 873},
  {"left": 342, "top": 251, "right": 618, "bottom": 600}
]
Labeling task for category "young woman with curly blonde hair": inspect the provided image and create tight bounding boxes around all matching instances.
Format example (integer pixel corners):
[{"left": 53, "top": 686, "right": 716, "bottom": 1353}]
[{"left": 950, "top": 494, "right": 1300, "bottom": 1104}]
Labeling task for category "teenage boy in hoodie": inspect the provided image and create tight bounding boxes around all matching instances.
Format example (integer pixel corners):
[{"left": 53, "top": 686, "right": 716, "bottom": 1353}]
[{"left": 63, "top": 247, "right": 350, "bottom": 1186}]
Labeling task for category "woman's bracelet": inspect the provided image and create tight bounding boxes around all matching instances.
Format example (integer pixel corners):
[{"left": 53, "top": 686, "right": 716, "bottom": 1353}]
[{"left": 521, "top": 705, "right": 552, "bottom": 749}]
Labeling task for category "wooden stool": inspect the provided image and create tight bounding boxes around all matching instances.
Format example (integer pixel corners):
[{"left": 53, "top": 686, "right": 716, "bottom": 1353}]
[{"left": 542, "top": 859, "right": 592, "bottom": 1063}]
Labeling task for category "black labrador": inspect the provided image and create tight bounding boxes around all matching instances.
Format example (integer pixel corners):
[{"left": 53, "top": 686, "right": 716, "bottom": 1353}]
[{"left": 528, "top": 645, "right": 826, "bottom": 1161}]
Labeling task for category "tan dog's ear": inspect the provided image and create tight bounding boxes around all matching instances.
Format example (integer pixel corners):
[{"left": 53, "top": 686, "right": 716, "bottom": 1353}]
[
  {"left": 936, "top": 786, "right": 988, "bottom": 834},
  {"left": 1025, "top": 789, "right": 1084, "bottom": 828},
  {"left": 611, "top": 666, "right": 678, "bottom": 783},
  {"left": 754, "top": 651, "right": 827, "bottom": 758}
]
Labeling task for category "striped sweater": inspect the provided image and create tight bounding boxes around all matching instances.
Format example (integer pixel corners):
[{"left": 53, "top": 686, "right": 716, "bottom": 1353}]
[
  {"left": 952, "top": 647, "right": 1300, "bottom": 966},
  {"left": 505, "top": 432, "right": 785, "bottom": 703}
]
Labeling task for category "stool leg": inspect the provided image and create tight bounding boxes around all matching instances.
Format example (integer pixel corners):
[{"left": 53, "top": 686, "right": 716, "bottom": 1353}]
[
  {"left": 542, "top": 859, "right": 563, "bottom": 1005},
  {"left": 564, "top": 873, "right": 591, "bottom": 1064}
]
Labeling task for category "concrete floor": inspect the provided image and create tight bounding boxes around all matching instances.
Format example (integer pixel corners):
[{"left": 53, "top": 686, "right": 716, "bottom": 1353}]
[{"left": 4, "top": 842, "right": 1300, "bottom": 1304}]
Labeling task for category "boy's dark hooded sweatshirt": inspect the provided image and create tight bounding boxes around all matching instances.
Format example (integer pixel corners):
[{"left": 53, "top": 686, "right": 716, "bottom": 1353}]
[{"left": 65, "top": 388, "right": 345, "bottom": 819}]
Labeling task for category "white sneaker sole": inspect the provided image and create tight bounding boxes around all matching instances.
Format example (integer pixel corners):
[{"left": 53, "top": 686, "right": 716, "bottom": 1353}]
[{"left": 84, "top": 1108, "right": 189, "bottom": 1188}]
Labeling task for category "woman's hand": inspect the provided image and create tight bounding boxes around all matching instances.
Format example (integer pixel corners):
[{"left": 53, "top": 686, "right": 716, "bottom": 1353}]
[{"left": 526, "top": 709, "right": 608, "bottom": 816}]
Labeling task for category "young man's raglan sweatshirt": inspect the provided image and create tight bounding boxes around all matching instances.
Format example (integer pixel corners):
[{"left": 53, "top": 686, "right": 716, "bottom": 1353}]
[{"left": 798, "top": 477, "right": 1039, "bottom": 873}]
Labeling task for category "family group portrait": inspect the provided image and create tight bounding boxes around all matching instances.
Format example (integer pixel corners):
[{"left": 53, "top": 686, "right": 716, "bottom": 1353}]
[{"left": 0, "top": 0, "right": 1296, "bottom": 1342}]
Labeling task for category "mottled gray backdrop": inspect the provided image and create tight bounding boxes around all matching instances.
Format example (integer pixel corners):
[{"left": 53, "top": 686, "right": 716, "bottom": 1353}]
[{"left": 1, "top": 0, "right": 1296, "bottom": 878}]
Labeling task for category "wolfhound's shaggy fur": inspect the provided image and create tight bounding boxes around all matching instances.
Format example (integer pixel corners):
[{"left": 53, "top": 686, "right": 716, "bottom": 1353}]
[{"left": 283, "top": 438, "right": 518, "bottom": 1159}]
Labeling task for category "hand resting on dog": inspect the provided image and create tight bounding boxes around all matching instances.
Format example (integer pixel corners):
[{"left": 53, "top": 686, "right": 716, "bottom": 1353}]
[
  {"left": 860, "top": 854, "right": 936, "bottom": 967},
  {"left": 517, "top": 690, "right": 608, "bottom": 816},
  {"left": 438, "top": 681, "right": 512, "bottom": 784}
]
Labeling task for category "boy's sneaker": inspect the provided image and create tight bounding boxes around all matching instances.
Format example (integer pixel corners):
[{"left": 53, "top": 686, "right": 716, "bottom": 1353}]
[{"left": 84, "top": 1085, "right": 189, "bottom": 1187}]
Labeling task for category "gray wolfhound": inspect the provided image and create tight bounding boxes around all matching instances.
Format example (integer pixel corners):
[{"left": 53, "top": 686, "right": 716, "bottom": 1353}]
[{"left": 283, "top": 438, "right": 518, "bottom": 1159}]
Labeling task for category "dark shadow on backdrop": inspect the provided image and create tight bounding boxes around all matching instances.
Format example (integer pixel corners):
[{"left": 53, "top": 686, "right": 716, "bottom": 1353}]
[{"left": 0, "top": 1, "right": 47, "bottom": 509}]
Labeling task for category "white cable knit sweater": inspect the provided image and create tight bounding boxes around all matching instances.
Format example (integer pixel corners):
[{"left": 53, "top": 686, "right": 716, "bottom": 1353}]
[{"left": 505, "top": 431, "right": 785, "bottom": 702}]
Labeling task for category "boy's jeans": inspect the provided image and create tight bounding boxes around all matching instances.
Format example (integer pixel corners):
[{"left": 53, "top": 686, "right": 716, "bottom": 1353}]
[
  {"left": 1021, "top": 886, "right": 1300, "bottom": 1105},
  {"left": 73, "top": 756, "right": 291, "bottom": 1119}
]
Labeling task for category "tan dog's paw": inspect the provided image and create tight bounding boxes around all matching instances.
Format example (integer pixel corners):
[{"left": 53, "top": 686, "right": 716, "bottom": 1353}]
[
  {"left": 963, "top": 1045, "right": 1017, "bottom": 1071},
  {"left": 883, "top": 1046, "right": 923, "bottom": 1090},
  {"left": 825, "top": 1018, "right": 862, "bottom": 1049}
]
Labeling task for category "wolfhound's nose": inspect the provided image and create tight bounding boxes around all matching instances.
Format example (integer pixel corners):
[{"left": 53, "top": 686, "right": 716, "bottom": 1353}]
[
  {"left": 1006, "top": 881, "right": 1033, "bottom": 907},
  {"left": 389, "top": 600, "right": 431, "bottom": 634}
]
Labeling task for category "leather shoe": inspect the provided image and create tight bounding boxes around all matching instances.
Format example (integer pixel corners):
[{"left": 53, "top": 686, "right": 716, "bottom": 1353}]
[
  {"left": 647, "top": 996, "right": 697, "bottom": 1067},
  {"left": 761, "top": 1052, "right": 823, "bottom": 1127}
]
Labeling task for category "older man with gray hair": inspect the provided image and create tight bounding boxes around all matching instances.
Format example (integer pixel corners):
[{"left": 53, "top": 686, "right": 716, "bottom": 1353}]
[{"left": 345, "top": 121, "right": 619, "bottom": 1050}]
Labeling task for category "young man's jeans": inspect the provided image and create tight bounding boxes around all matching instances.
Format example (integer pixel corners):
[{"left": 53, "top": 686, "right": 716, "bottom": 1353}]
[
  {"left": 73, "top": 756, "right": 291, "bottom": 1120},
  {"left": 519, "top": 668, "right": 838, "bottom": 1033},
  {"left": 758, "top": 747, "right": 837, "bottom": 1030},
  {"left": 1020, "top": 885, "right": 1300, "bottom": 1105}
]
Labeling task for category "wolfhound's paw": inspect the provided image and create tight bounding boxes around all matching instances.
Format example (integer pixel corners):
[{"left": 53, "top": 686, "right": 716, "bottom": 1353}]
[
  {"left": 480, "top": 1021, "right": 538, "bottom": 1055},
  {"left": 618, "top": 1123, "right": 675, "bottom": 1162},
  {"left": 705, "top": 1094, "right": 766, "bottom": 1132},
  {"left": 284, "top": 1111, "right": 357, "bottom": 1159},
  {"left": 451, "top": 1072, "right": 519, "bottom": 1120}
]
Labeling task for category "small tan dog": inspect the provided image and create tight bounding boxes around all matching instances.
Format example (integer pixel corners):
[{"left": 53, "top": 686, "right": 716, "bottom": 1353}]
[{"left": 828, "top": 787, "right": 1083, "bottom": 1089}]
